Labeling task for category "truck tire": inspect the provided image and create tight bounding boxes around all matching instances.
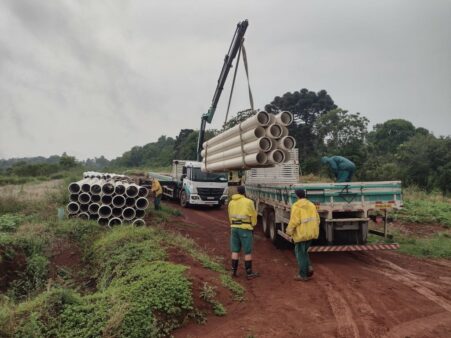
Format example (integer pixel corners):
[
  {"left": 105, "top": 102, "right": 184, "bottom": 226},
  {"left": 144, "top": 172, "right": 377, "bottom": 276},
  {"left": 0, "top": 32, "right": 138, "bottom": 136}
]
[
  {"left": 267, "top": 210, "right": 283, "bottom": 248},
  {"left": 180, "top": 191, "right": 189, "bottom": 208},
  {"left": 261, "top": 209, "right": 270, "bottom": 238}
]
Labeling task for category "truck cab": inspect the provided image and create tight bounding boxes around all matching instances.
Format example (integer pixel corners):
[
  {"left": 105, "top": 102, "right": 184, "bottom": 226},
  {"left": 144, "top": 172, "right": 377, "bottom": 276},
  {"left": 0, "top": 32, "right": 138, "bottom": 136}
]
[{"left": 149, "top": 160, "right": 228, "bottom": 208}]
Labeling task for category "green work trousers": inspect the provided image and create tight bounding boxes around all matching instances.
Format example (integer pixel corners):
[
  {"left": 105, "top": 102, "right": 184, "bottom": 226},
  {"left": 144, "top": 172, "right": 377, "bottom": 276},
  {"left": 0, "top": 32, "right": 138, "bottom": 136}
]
[
  {"left": 294, "top": 240, "right": 312, "bottom": 278},
  {"left": 154, "top": 194, "right": 162, "bottom": 210}
]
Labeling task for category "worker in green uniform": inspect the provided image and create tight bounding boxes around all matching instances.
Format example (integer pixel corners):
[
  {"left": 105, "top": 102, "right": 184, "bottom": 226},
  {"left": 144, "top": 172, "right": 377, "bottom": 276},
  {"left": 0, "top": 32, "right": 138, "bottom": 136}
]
[
  {"left": 286, "top": 189, "right": 320, "bottom": 281},
  {"left": 150, "top": 178, "right": 163, "bottom": 210},
  {"left": 228, "top": 186, "right": 259, "bottom": 279},
  {"left": 321, "top": 156, "right": 356, "bottom": 182}
]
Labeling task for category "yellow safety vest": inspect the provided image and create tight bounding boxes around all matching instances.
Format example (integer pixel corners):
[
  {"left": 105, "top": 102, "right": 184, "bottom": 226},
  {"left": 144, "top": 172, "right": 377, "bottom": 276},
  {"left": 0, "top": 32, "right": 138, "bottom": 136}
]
[
  {"left": 286, "top": 198, "right": 320, "bottom": 242},
  {"left": 151, "top": 179, "right": 163, "bottom": 196},
  {"left": 228, "top": 194, "right": 257, "bottom": 231}
]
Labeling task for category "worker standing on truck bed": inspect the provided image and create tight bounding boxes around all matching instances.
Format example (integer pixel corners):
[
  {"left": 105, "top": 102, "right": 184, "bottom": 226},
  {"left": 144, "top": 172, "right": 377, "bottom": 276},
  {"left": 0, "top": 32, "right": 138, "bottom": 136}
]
[
  {"left": 321, "top": 156, "right": 356, "bottom": 182},
  {"left": 228, "top": 186, "right": 259, "bottom": 280},
  {"left": 286, "top": 189, "right": 320, "bottom": 281},
  {"left": 150, "top": 178, "right": 163, "bottom": 210}
]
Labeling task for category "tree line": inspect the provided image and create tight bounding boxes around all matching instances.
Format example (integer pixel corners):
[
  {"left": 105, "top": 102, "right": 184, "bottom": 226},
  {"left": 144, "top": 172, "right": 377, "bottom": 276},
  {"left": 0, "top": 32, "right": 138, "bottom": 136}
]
[{"left": 2, "top": 88, "right": 449, "bottom": 194}]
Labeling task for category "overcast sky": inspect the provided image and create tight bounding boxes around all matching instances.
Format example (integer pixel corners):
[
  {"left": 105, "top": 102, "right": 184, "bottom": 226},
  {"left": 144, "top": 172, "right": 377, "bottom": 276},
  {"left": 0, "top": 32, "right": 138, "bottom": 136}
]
[{"left": 1, "top": 0, "right": 450, "bottom": 160}]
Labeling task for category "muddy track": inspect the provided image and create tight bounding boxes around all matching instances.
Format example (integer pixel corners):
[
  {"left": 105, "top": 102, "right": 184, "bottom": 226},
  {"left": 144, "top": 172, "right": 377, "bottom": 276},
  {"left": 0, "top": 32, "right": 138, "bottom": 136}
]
[{"left": 164, "top": 203, "right": 451, "bottom": 338}]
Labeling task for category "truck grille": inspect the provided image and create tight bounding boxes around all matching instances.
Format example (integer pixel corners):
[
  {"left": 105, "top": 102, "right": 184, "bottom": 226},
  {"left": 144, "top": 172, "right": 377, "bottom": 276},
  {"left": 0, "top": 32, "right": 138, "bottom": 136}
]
[{"left": 197, "top": 188, "right": 224, "bottom": 201}]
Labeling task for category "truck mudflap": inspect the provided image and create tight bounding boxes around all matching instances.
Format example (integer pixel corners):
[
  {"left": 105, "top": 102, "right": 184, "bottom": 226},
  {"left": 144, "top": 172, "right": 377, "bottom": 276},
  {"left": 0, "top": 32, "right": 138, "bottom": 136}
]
[{"left": 277, "top": 230, "right": 399, "bottom": 252}]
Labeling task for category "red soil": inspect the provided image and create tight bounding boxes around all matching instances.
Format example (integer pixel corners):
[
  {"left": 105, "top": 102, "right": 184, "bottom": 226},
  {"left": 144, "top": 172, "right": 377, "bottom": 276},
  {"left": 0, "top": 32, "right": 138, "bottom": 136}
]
[{"left": 162, "top": 202, "right": 451, "bottom": 338}]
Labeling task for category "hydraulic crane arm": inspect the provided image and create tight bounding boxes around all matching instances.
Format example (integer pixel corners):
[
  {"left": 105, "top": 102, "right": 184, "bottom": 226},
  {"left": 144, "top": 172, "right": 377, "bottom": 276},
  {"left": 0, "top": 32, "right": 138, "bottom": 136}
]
[{"left": 197, "top": 19, "right": 249, "bottom": 161}]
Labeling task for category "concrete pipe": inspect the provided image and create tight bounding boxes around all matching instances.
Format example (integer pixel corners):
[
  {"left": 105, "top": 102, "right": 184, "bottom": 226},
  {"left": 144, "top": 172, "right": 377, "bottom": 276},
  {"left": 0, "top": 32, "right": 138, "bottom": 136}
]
[
  {"left": 69, "top": 193, "right": 79, "bottom": 202},
  {"left": 275, "top": 111, "right": 294, "bottom": 126},
  {"left": 112, "top": 207, "right": 123, "bottom": 217},
  {"left": 112, "top": 195, "right": 126, "bottom": 208},
  {"left": 101, "top": 182, "right": 115, "bottom": 196},
  {"left": 265, "top": 123, "right": 283, "bottom": 139},
  {"left": 202, "top": 152, "right": 268, "bottom": 172},
  {"left": 135, "top": 209, "right": 145, "bottom": 219},
  {"left": 122, "top": 207, "right": 136, "bottom": 221},
  {"left": 68, "top": 182, "right": 81, "bottom": 194},
  {"left": 125, "top": 183, "right": 139, "bottom": 198},
  {"left": 267, "top": 149, "right": 285, "bottom": 164},
  {"left": 280, "top": 149, "right": 293, "bottom": 162},
  {"left": 81, "top": 181, "right": 91, "bottom": 193},
  {"left": 277, "top": 136, "right": 296, "bottom": 151},
  {"left": 78, "top": 212, "right": 90, "bottom": 220},
  {"left": 138, "top": 187, "right": 149, "bottom": 198},
  {"left": 135, "top": 197, "right": 149, "bottom": 210},
  {"left": 90, "top": 214, "right": 99, "bottom": 221},
  {"left": 201, "top": 127, "right": 266, "bottom": 157},
  {"left": 80, "top": 203, "right": 89, "bottom": 212},
  {"left": 99, "top": 205, "right": 112, "bottom": 218},
  {"left": 91, "top": 194, "right": 101, "bottom": 203},
  {"left": 78, "top": 193, "right": 91, "bottom": 205},
  {"left": 115, "top": 182, "right": 126, "bottom": 195},
  {"left": 90, "top": 181, "right": 102, "bottom": 195},
  {"left": 108, "top": 217, "right": 122, "bottom": 227},
  {"left": 125, "top": 197, "right": 136, "bottom": 207},
  {"left": 88, "top": 203, "right": 100, "bottom": 214},
  {"left": 101, "top": 195, "right": 113, "bottom": 205},
  {"left": 133, "top": 218, "right": 146, "bottom": 226},
  {"left": 280, "top": 126, "right": 289, "bottom": 138},
  {"left": 98, "top": 217, "right": 109, "bottom": 226},
  {"left": 204, "top": 137, "right": 272, "bottom": 164},
  {"left": 67, "top": 202, "right": 80, "bottom": 214},
  {"left": 203, "top": 111, "right": 270, "bottom": 148}
]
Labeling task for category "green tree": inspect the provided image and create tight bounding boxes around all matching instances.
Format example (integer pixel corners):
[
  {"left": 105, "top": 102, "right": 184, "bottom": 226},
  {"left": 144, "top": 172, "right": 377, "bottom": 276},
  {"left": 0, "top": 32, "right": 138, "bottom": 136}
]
[
  {"left": 222, "top": 109, "right": 256, "bottom": 131},
  {"left": 59, "top": 153, "right": 77, "bottom": 170},
  {"left": 368, "top": 119, "right": 416, "bottom": 154}
]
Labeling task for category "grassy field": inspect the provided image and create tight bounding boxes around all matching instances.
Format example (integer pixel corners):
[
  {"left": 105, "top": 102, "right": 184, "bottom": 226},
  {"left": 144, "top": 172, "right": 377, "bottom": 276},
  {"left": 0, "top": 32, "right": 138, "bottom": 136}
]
[{"left": 0, "top": 179, "right": 243, "bottom": 337}]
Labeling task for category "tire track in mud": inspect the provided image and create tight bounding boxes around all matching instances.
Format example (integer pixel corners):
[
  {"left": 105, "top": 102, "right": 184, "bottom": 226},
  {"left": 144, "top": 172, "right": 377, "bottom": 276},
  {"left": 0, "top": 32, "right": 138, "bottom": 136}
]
[{"left": 383, "top": 311, "right": 451, "bottom": 338}]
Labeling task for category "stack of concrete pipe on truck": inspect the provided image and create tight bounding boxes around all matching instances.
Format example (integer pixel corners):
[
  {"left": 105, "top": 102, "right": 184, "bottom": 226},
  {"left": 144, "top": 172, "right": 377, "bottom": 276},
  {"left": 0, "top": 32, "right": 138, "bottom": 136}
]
[
  {"left": 201, "top": 111, "right": 296, "bottom": 172},
  {"left": 67, "top": 172, "right": 149, "bottom": 227}
]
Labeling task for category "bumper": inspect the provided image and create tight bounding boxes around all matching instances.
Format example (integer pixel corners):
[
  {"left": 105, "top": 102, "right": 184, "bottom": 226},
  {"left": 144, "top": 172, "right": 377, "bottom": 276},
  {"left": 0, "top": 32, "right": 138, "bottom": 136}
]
[{"left": 189, "top": 194, "right": 228, "bottom": 205}]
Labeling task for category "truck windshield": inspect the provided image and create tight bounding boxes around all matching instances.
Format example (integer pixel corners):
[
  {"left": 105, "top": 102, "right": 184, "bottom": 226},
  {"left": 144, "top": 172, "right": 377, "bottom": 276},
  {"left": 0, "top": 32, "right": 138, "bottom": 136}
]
[{"left": 191, "top": 168, "right": 227, "bottom": 182}]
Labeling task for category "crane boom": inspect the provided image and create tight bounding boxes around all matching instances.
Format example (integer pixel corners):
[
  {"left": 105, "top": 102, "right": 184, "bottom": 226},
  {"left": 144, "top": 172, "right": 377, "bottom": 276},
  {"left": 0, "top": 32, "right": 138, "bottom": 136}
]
[{"left": 196, "top": 19, "right": 249, "bottom": 161}]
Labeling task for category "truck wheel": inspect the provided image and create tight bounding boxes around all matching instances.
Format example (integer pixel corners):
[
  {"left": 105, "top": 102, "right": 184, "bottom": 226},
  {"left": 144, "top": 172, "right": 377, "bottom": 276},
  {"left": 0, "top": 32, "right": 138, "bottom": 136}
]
[
  {"left": 180, "top": 191, "right": 189, "bottom": 208},
  {"left": 268, "top": 210, "right": 283, "bottom": 248},
  {"left": 261, "top": 209, "right": 270, "bottom": 237}
]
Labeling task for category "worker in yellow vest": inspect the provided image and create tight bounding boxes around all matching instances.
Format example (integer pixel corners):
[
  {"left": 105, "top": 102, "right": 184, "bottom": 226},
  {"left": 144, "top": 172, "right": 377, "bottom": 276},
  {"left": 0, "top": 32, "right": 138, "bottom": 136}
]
[
  {"left": 228, "top": 186, "right": 259, "bottom": 279},
  {"left": 286, "top": 189, "right": 320, "bottom": 281},
  {"left": 150, "top": 178, "right": 163, "bottom": 210}
]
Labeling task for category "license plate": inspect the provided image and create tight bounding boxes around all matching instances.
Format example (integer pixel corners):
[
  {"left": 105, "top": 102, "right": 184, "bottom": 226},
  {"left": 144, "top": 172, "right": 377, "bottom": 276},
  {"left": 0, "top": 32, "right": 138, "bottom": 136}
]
[{"left": 207, "top": 197, "right": 214, "bottom": 200}]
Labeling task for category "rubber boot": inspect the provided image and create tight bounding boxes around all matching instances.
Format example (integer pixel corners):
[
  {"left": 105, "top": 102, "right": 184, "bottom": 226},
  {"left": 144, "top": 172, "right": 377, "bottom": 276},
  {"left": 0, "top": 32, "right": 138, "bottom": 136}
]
[
  {"left": 245, "top": 260, "right": 259, "bottom": 280},
  {"left": 231, "top": 259, "right": 239, "bottom": 277}
]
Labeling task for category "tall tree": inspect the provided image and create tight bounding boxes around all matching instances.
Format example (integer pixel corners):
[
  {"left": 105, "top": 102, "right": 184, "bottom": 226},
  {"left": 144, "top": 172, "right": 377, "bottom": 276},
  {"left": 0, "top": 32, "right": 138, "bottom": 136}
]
[{"left": 368, "top": 119, "right": 416, "bottom": 154}]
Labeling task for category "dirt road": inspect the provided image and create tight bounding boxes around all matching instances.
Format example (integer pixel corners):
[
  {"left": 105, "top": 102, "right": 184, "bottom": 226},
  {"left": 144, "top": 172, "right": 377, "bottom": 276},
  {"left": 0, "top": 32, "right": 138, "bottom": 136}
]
[{"left": 167, "top": 204, "right": 451, "bottom": 338}]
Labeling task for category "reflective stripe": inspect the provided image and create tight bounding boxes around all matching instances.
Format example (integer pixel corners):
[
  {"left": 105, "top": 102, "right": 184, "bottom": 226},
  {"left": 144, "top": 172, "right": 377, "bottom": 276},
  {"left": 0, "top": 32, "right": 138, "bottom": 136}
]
[
  {"left": 230, "top": 214, "right": 250, "bottom": 220},
  {"left": 301, "top": 217, "right": 316, "bottom": 224}
]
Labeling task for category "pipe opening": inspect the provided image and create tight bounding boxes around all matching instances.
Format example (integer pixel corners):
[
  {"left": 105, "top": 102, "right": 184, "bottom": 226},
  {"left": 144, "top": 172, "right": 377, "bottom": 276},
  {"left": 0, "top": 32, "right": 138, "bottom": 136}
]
[
  {"left": 126, "top": 185, "right": 139, "bottom": 198},
  {"left": 90, "top": 214, "right": 99, "bottom": 221},
  {"left": 67, "top": 202, "right": 80, "bottom": 214},
  {"left": 133, "top": 219, "right": 146, "bottom": 226},
  {"left": 125, "top": 197, "right": 135, "bottom": 207},
  {"left": 138, "top": 187, "right": 149, "bottom": 197},
  {"left": 108, "top": 218, "right": 122, "bottom": 227},
  {"left": 256, "top": 152, "right": 268, "bottom": 164},
  {"left": 271, "top": 150, "right": 285, "bottom": 163},
  {"left": 282, "top": 136, "right": 295, "bottom": 149},
  {"left": 101, "top": 195, "right": 112, "bottom": 205},
  {"left": 68, "top": 183, "right": 80, "bottom": 194},
  {"left": 88, "top": 203, "right": 100, "bottom": 214},
  {"left": 78, "top": 193, "right": 91, "bottom": 204},
  {"left": 99, "top": 205, "right": 112, "bottom": 218},
  {"left": 78, "top": 212, "right": 90, "bottom": 220},
  {"left": 69, "top": 193, "right": 79, "bottom": 202},
  {"left": 80, "top": 203, "right": 89, "bottom": 212},
  {"left": 81, "top": 183, "right": 91, "bottom": 193},
  {"left": 112, "top": 195, "right": 126, "bottom": 208},
  {"left": 257, "top": 111, "right": 270, "bottom": 126},
  {"left": 91, "top": 194, "right": 101, "bottom": 203},
  {"left": 112, "top": 207, "right": 123, "bottom": 217},
  {"left": 278, "top": 111, "right": 294, "bottom": 126},
  {"left": 102, "top": 183, "right": 115, "bottom": 195},
  {"left": 135, "top": 197, "right": 149, "bottom": 210},
  {"left": 254, "top": 126, "right": 266, "bottom": 138},
  {"left": 122, "top": 207, "right": 136, "bottom": 220},
  {"left": 115, "top": 184, "right": 125, "bottom": 195},
  {"left": 259, "top": 137, "right": 272, "bottom": 151},
  {"left": 135, "top": 209, "right": 145, "bottom": 218},
  {"left": 90, "top": 184, "right": 101, "bottom": 194},
  {"left": 268, "top": 124, "right": 283, "bottom": 138}
]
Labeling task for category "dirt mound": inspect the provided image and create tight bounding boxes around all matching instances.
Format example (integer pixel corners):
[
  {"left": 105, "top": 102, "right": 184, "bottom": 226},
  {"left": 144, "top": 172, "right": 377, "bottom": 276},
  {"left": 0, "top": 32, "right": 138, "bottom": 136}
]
[
  {"left": 164, "top": 202, "right": 451, "bottom": 338},
  {"left": 0, "top": 247, "right": 27, "bottom": 292}
]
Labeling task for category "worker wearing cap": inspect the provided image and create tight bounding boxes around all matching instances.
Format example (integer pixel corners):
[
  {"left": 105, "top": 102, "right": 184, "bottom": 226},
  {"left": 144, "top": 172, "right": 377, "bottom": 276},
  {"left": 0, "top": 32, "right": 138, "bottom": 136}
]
[
  {"left": 228, "top": 185, "right": 259, "bottom": 279},
  {"left": 321, "top": 156, "right": 356, "bottom": 182},
  {"left": 286, "top": 189, "right": 320, "bottom": 281},
  {"left": 150, "top": 178, "right": 163, "bottom": 210}
]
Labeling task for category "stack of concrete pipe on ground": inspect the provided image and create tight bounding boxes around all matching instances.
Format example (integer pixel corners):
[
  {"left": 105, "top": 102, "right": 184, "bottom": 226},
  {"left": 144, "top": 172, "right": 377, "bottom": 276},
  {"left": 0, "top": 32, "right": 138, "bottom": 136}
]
[
  {"left": 66, "top": 172, "right": 149, "bottom": 227},
  {"left": 201, "top": 111, "right": 296, "bottom": 172}
]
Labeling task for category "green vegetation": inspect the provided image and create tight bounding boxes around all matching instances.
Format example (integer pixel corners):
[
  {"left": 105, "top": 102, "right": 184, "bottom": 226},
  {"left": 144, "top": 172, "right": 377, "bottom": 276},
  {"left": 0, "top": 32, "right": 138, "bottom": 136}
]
[
  {"left": 393, "top": 187, "right": 451, "bottom": 228},
  {"left": 0, "top": 180, "right": 243, "bottom": 337}
]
